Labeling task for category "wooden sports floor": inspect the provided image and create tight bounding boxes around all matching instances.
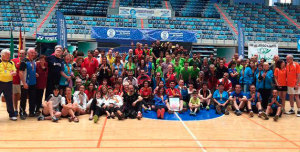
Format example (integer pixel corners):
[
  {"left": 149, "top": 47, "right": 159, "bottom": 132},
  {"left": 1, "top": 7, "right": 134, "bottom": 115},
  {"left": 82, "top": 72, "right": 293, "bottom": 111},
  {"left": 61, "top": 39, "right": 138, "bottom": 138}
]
[{"left": 0, "top": 101, "right": 300, "bottom": 152}]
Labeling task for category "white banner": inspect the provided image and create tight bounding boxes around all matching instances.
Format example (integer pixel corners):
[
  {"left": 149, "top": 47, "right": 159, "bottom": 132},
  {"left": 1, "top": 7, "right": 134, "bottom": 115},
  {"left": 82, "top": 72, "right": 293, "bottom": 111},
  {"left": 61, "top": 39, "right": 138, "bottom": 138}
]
[
  {"left": 119, "top": 7, "right": 171, "bottom": 19},
  {"left": 248, "top": 43, "right": 278, "bottom": 62}
]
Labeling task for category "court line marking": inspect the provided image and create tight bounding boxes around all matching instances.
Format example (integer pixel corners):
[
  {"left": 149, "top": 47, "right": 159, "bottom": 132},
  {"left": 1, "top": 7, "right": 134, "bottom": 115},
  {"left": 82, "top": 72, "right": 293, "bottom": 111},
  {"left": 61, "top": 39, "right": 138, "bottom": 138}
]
[
  {"left": 0, "top": 146, "right": 299, "bottom": 149},
  {"left": 175, "top": 112, "right": 207, "bottom": 152},
  {"left": 0, "top": 139, "right": 289, "bottom": 142},
  {"left": 242, "top": 115, "right": 300, "bottom": 148},
  {"left": 97, "top": 117, "right": 108, "bottom": 148}
]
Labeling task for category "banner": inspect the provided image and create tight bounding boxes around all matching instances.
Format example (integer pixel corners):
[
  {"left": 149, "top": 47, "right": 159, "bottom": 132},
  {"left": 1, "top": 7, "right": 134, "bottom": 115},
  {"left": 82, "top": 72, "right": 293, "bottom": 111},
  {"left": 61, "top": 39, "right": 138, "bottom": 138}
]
[
  {"left": 297, "top": 37, "right": 300, "bottom": 52},
  {"left": 36, "top": 34, "right": 57, "bottom": 43},
  {"left": 237, "top": 21, "right": 245, "bottom": 59},
  {"left": 56, "top": 11, "right": 67, "bottom": 48},
  {"left": 119, "top": 7, "right": 171, "bottom": 19},
  {"left": 248, "top": 43, "right": 278, "bottom": 62},
  {"left": 91, "top": 27, "right": 197, "bottom": 42}
]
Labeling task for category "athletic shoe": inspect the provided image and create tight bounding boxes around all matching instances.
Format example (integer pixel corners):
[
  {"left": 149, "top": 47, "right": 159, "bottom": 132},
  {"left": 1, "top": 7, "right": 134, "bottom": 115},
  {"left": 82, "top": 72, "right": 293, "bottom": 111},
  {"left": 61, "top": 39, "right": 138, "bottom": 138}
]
[
  {"left": 68, "top": 117, "right": 73, "bottom": 122},
  {"left": 273, "top": 115, "right": 279, "bottom": 121},
  {"left": 20, "top": 114, "right": 27, "bottom": 120},
  {"left": 89, "top": 115, "right": 93, "bottom": 121},
  {"left": 111, "top": 115, "right": 115, "bottom": 119},
  {"left": 297, "top": 111, "right": 300, "bottom": 117},
  {"left": 249, "top": 111, "right": 254, "bottom": 117},
  {"left": 137, "top": 112, "right": 142, "bottom": 120},
  {"left": 206, "top": 106, "right": 210, "bottom": 110},
  {"left": 192, "top": 112, "right": 197, "bottom": 116},
  {"left": 116, "top": 113, "right": 123, "bottom": 120},
  {"left": 216, "top": 105, "right": 222, "bottom": 114},
  {"left": 29, "top": 113, "right": 35, "bottom": 117},
  {"left": 52, "top": 116, "right": 58, "bottom": 122},
  {"left": 287, "top": 109, "right": 295, "bottom": 115},
  {"left": 73, "top": 117, "right": 79, "bottom": 123},
  {"left": 260, "top": 112, "right": 268, "bottom": 120},
  {"left": 189, "top": 111, "right": 193, "bottom": 116},
  {"left": 37, "top": 115, "right": 45, "bottom": 121},
  {"left": 9, "top": 117, "right": 17, "bottom": 121},
  {"left": 107, "top": 116, "right": 111, "bottom": 119},
  {"left": 35, "top": 111, "right": 41, "bottom": 117},
  {"left": 200, "top": 103, "right": 204, "bottom": 109},
  {"left": 225, "top": 106, "right": 231, "bottom": 115},
  {"left": 14, "top": 111, "right": 18, "bottom": 117},
  {"left": 93, "top": 115, "right": 99, "bottom": 123},
  {"left": 236, "top": 110, "right": 242, "bottom": 116}
]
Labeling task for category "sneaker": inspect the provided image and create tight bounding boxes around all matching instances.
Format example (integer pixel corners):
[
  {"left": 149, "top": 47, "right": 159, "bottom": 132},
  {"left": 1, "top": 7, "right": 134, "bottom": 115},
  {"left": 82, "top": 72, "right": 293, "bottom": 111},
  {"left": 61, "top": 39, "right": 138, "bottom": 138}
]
[
  {"left": 273, "top": 115, "right": 279, "bottom": 121},
  {"left": 20, "top": 113, "right": 27, "bottom": 120},
  {"left": 206, "top": 106, "right": 210, "bottom": 110},
  {"left": 37, "top": 115, "right": 45, "bottom": 121},
  {"left": 189, "top": 111, "right": 193, "bottom": 116},
  {"left": 111, "top": 115, "right": 115, "bottom": 119},
  {"left": 107, "top": 116, "right": 111, "bottom": 119},
  {"left": 68, "top": 117, "right": 73, "bottom": 122},
  {"left": 192, "top": 112, "right": 197, "bottom": 116},
  {"left": 249, "top": 111, "right": 254, "bottom": 117},
  {"left": 93, "top": 115, "right": 99, "bottom": 123},
  {"left": 137, "top": 112, "right": 142, "bottom": 120},
  {"left": 116, "top": 113, "right": 123, "bottom": 120},
  {"left": 28, "top": 113, "right": 35, "bottom": 117},
  {"left": 260, "top": 112, "right": 268, "bottom": 120},
  {"left": 216, "top": 105, "right": 222, "bottom": 114},
  {"left": 52, "top": 116, "right": 58, "bottom": 122},
  {"left": 35, "top": 111, "right": 41, "bottom": 117},
  {"left": 287, "top": 109, "right": 295, "bottom": 115},
  {"left": 14, "top": 111, "right": 18, "bottom": 117},
  {"left": 225, "top": 109, "right": 229, "bottom": 115},
  {"left": 89, "top": 115, "right": 93, "bottom": 121},
  {"left": 200, "top": 103, "right": 204, "bottom": 109},
  {"left": 9, "top": 117, "right": 17, "bottom": 121},
  {"left": 236, "top": 110, "right": 242, "bottom": 116},
  {"left": 297, "top": 111, "right": 300, "bottom": 117}
]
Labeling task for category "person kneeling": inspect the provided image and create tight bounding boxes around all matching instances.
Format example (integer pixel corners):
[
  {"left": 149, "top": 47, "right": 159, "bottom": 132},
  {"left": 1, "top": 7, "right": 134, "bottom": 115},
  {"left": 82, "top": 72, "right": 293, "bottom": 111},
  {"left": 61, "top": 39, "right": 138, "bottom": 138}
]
[
  {"left": 37, "top": 85, "right": 61, "bottom": 122},
  {"left": 264, "top": 90, "right": 282, "bottom": 121},
  {"left": 189, "top": 91, "right": 200, "bottom": 116}
]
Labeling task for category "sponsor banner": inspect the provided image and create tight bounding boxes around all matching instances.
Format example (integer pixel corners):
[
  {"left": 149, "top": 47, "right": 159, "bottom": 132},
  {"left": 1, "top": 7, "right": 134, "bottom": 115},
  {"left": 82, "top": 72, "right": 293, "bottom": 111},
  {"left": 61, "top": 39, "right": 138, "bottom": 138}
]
[
  {"left": 56, "top": 11, "right": 67, "bottom": 48},
  {"left": 91, "top": 27, "right": 197, "bottom": 42},
  {"left": 237, "top": 21, "right": 245, "bottom": 59},
  {"left": 248, "top": 43, "right": 278, "bottom": 62},
  {"left": 297, "top": 37, "right": 300, "bottom": 52},
  {"left": 119, "top": 7, "right": 171, "bottom": 18},
  {"left": 36, "top": 34, "right": 57, "bottom": 43}
]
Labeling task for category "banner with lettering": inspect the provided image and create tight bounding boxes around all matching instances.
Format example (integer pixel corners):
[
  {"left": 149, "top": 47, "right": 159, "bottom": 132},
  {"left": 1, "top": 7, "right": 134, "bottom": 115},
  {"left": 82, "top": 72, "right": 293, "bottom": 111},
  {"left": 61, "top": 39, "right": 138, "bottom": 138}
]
[
  {"left": 248, "top": 43, "right": 278, "bottom": 62},
  {"left": 119, "top": 7, "right": 171, "bottom": 19}
]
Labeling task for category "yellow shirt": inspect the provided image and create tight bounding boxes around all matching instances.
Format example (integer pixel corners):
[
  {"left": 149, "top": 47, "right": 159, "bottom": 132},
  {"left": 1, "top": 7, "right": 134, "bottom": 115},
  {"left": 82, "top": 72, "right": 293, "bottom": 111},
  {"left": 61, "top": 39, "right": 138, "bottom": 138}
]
[
  {"left": 106, "top": 56, "right": 115, "bottom": 66},
  {"left": 0, "top": 60, "right": 16, "bottom": 82}
]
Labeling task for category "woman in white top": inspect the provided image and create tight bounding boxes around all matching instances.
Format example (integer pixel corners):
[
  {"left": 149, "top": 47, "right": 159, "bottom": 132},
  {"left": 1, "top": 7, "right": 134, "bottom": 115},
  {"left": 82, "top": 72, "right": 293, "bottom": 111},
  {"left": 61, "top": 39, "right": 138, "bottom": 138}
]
[{"left": 73, "top": 85, "right": 88, "bottom": 115}]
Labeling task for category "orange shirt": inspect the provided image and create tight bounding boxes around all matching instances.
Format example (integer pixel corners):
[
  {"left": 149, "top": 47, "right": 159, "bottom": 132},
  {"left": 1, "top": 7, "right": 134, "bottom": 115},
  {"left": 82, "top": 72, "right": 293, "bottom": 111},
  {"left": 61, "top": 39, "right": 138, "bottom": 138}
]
[
  {"left": 286, "top": 62, "right": 300, "bottom": 87},
  {"left": 274, "top": 68, "right": 287, "bottom": 86}
]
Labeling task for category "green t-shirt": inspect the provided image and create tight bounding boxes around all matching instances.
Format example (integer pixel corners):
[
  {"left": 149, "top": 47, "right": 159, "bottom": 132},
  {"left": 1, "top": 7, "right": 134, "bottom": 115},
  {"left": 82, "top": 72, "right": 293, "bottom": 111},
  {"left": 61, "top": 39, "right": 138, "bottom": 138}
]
[
  {"left": 189, "top": 97, "right": 200, "bottom": 105},
  {"left": 179, "top": 58, "right": 186, "bottom": 67},
  {"left": 155, "top": 66, "right": 163, "bottom": 77},
  {"left": 189, "top": 67, "right": 200, "bottom": 79},
  {"left": 174, "top": 64, "right": 182, "bottom": 79},
  {"left": 156, "top": 58, "right": 166, "bottom": 65},
  {"left": 180, "top": 67, "right": 190, "bottom": 82},
  {"left": 124, "top": 62, "right": 136, "bottom": 74}
]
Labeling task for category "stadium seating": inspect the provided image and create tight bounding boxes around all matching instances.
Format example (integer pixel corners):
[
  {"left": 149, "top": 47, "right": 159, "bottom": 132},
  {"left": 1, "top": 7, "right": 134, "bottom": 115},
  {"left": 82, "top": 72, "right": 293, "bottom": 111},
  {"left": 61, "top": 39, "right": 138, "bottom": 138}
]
[
  {"left": 44, "top": 15, "right": 137, "bottom": 34},
  {"left": 58, "top": 0, "right": 108, "bottom": 17},
  {"left": 120, "top": 0, "right": 162, "bottom": 8},
  {"left": 275, "top": 3, "right": 300, "bottom": 23},
  {"left": 148, "top": 17, "right": 235, "bottom": 40},
  {"left": 170, "top": 0, "right": 220, "bottom": 18},
  {"left": 0, "top": 0, "right": 52, "bottom": 32},
  {"left": 221, "top": 3, "right": 300, "bottom": 42}
]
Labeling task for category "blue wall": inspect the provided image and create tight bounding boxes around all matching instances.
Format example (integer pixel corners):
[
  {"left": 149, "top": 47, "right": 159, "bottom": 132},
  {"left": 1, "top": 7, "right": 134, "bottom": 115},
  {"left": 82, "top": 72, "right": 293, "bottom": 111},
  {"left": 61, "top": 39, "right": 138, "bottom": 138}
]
[{"left": 234, "top": 0, "right": 264, "bottom": 4}]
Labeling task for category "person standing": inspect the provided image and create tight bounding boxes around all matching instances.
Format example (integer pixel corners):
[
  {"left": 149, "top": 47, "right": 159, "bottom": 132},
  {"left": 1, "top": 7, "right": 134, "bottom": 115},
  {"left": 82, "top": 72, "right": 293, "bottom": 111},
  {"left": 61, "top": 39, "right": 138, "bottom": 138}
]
[
  {"left": 274, "top": 60, "right": 287, "bottom": 113},
  {"left": 286, "top": 54, "right": 300, "bottom": 116},
  {"left": 82, "top": 50, "right": 99, "bottom": 77},
  {"left": 35, "top": 55, "right": 48, "bottom": 115},
  {"left": 19, "top": 48, "right": 38, "bottom": 119},
  {"left": 0, "top": 49, "right": 17, "bottom": 120},
  {"left": 45, "top": 45, "right": 63, "bottom": 98},
  {"left": 11, "top": 49, "right": 26, "bottom": 116}
]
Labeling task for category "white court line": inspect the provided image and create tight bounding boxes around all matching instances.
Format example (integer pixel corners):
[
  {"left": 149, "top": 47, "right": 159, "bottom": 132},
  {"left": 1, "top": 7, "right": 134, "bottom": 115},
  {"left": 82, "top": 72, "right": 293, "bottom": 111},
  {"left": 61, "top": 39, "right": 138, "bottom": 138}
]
[{"left": 175, "top": 112, "right": 207, "bottom": 152}]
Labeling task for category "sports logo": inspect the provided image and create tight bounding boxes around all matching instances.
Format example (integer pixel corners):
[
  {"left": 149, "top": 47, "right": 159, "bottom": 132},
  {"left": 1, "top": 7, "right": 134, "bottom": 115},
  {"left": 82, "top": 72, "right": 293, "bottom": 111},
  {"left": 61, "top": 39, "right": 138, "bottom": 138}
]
[
  {"left": 107, "top": 29, "right": 116, "bottom": 38},
  {"left": 161, "top": 31, "right": 169, "bottom": 40}
]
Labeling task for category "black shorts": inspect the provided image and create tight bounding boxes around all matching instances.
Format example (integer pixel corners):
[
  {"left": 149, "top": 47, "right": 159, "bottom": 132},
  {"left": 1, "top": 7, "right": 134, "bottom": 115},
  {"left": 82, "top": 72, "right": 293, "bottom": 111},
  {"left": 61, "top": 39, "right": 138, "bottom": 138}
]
[
  {"left": 251, "top": 105, "right": 259, "bottom": 113},
  {"left": 275, "top": 86, "right": 287, "bottom": 91}
]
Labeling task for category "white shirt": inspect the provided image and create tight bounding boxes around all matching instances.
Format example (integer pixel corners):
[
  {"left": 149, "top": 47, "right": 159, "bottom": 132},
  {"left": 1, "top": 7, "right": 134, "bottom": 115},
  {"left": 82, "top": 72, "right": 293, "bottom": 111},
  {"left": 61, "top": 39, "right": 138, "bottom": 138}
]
[{"left": 73, "top": 91, "right": 88, "bottom": 110}]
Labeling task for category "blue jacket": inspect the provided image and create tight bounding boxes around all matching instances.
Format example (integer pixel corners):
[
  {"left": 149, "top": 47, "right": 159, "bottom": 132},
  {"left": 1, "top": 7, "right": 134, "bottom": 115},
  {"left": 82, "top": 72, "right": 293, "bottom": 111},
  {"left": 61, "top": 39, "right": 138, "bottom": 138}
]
[
  {"left": 153, "top": 95, "right": 168, "bottom": 106},
  {"left": 256, "top": 70, "right": 273, "bottom": 89},
  {"left": 239, "top": 67, "right": 255, "bottom": 85}
]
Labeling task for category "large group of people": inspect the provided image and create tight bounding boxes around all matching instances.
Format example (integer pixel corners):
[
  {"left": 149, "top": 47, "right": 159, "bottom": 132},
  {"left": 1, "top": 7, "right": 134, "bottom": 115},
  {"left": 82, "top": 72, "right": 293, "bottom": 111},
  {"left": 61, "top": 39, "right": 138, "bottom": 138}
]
[{"left": 0, "top": 40, "right": 299, "bottom": 123}]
